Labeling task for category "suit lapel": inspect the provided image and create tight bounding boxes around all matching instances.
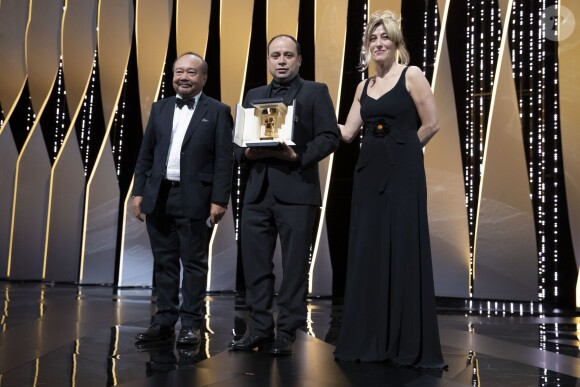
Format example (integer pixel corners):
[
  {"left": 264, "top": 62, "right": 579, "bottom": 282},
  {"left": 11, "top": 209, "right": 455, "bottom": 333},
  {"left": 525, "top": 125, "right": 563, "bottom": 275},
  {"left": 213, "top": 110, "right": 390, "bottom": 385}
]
[
  {"left": 282, "top": 76, "right": 304, "bottom": 105},
  {"left": 265, "top": 83, "right": 274, "bottom": 98},
  {"left": 182, "top": 93, "right": 207, "bottom": 146}
]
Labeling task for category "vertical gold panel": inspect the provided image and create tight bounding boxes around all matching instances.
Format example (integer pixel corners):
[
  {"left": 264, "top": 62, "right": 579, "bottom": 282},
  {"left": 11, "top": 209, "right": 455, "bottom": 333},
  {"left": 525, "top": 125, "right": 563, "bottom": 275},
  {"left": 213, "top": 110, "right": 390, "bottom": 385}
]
[
  {"left": 136, "top": 0, "right": 172, "bottom": 124},
  {"left": 9, "top": 0, "right": 63, "bottom": 279},
  {"left": 61, "top": 1, "right": 98, "bottom": 111},
  {"left": 314, "top": 0, "right": 347, "bottom": 109},
  {"left": 177, "top": 0, "right": 211, "bottom": 57},
  {"left": 96, "top": 0, "right": 133, "bottom": 128},
  {"left": 310, "top": 0, "right": 347, "bottom": 295},
  {"left": 267, "top": 0, "right": 299, "bottom": 40},
  {"left": 559, "top": 1, "right": 580, "bottom": 302},
  {"left": 367, "top": 0, "right": 401, "bottom": 79},
  {"left": 45, "top": 0, "right": 97, "bottom": 281},
  {"left": 473, "top": 0, "right": 537, "bottom": 300},
  {"left": 427, "top": 0, "right": 470, "bottom": 297},
  {"left": 0, "top": 0, "right": 28, "bottom": 113},
  {"left": 0, "top": 0, "right": 28, "bottom": 276},
  {"left": 220, "top": 0, "right": 254, "bottom": 110},
  {"left": 80, "top": 0, "right": 133, "bottom": 284},
  {"left": 266, "top": 0, "right": 299, "bottom": 83},
  {"left": 368, "top": 0, "right": 401, "bottom": 15},
  {"left": 26, "top": 0, "right": 62, "bottom": 112}
]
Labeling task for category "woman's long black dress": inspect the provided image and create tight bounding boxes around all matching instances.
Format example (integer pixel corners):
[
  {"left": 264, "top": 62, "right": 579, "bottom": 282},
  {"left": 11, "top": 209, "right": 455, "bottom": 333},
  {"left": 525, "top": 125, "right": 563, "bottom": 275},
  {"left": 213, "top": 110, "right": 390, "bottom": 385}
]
[{"left": 334, "top": 67, "right": 444, "bottom": 368}]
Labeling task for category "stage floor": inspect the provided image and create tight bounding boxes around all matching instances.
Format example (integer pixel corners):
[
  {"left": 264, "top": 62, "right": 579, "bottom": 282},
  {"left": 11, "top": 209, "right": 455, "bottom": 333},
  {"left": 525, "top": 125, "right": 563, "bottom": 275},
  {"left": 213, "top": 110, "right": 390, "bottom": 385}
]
[{"left": 1, "top": 282, "right": 579, "bottom": 386}]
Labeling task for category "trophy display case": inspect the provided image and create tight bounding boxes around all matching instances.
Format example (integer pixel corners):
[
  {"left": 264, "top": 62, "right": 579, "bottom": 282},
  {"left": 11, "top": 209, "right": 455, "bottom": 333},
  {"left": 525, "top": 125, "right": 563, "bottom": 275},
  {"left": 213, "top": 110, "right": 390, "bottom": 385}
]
[{"left": 234, "top": 98, "right": 296, "bottom": 147}]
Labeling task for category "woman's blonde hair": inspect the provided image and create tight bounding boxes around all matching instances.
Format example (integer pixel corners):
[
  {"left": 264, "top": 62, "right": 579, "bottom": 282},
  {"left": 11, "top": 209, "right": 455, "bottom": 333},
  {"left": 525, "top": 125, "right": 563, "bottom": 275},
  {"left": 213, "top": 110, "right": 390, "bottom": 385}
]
[{"left": 359, "top": 10, "right": 410, "bottom": 70}]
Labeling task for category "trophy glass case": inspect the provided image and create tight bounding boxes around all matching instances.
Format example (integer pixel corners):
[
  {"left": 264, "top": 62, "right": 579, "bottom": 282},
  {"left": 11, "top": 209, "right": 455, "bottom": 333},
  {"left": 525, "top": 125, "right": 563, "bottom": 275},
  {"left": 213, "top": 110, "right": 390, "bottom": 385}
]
[{"left": 234, "top": 98, "right": 296, "bottom": 148}]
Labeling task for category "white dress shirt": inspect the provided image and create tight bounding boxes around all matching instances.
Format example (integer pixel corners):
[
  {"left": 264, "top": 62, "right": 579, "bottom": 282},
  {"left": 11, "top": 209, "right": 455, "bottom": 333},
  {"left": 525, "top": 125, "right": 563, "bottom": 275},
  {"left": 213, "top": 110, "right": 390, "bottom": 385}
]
[{"left": 165, "top": 93, "right": 201, "bottom": 181}]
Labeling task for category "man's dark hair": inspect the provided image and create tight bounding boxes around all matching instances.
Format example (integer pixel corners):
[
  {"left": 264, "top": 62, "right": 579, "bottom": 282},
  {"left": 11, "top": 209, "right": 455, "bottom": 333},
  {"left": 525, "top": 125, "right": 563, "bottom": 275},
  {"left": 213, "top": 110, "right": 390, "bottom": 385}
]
[
  {"left": 267, "top": 34, "right": 301, "bottom": 56},
  {"left": 173, "top": 51, "right": 208, "bottom": 74}
]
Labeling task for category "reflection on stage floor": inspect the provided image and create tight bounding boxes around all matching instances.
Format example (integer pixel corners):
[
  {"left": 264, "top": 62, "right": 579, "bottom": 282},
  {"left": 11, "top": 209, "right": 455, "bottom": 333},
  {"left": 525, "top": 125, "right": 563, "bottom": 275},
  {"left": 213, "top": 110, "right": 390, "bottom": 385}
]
[{"left": 0, "top": 282, "right": 579, "bottom": 386}]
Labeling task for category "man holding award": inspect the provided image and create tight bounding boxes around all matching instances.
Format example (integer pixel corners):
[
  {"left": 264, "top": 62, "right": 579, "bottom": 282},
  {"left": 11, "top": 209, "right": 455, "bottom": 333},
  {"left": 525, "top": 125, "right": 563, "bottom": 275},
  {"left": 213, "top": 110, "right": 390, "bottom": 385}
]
[{"left": 231, "top": 35, "right": 339, "bottom": 355}]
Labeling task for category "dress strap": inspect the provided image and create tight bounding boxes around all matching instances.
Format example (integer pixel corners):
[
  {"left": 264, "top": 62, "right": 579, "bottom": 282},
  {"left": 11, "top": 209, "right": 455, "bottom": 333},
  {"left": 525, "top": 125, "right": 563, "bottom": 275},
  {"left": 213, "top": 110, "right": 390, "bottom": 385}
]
[
  {"left": 360, "top": 78, "right": 371, "bottom": 103},
  {"left": 400, "top": 66, "right": 409, "bottom": 88}
]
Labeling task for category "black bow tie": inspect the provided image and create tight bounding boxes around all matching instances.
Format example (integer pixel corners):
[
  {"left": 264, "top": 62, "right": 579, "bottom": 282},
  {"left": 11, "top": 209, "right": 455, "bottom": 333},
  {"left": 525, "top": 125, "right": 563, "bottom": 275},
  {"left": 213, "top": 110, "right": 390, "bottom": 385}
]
[
  {"left": 176, "top": 98, "right": 195, "bottom": 109},
  {"left": 271, "top": 83, "right": 290, "bottom": 96}
]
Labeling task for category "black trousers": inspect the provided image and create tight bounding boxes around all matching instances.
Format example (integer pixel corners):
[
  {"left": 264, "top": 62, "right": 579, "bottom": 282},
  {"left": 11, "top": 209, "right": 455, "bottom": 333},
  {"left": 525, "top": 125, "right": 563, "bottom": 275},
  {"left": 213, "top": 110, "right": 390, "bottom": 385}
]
[
  {"left": 146, "top": 182, "right": 208, "bottom": 328},
  {"left": 241, "top": 186, "right": 318, "bottom": 339}
]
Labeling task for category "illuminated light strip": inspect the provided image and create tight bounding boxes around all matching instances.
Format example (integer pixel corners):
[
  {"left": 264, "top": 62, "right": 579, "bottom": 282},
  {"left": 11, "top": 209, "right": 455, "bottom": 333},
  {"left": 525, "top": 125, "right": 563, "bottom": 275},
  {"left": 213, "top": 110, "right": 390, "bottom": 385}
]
[
  {"left": 71, "top": 339, "right": 79, "bottom": 387},
  {"left": 42, "top": 41, "right": 68, "bottom": 278},
  {"left": 111, "top": 89, "right": 127, "bottom": 176},
  {"left": 113, "top": 68, "right": 131, "bottom": 287},
  {"left": 465, "top": 0, "right": 474, "bottom": 296},
  {"left": 538, "top": 3, "right": 547, "bottom": 300},
  {"left": 204, "top": 298, "right": 212, "bottom": 358},
  {"left": 464, "top": 0, "right": 502, "bottom": 297},
  {"left": 545, "top": 0, "right": 558, "bottom": 300},
  {"left": 235, "top": 166, "right": 241, "bottom": 242},
  {"left": 552, "top": 1, "right": 560, "bottom": 301},
  {"left": 204, "top": 299, "right": 214, "bottom": 334},
  {"left": 102, "top": 326, "right": 120, "bottom": 386},
  {"left": 34, "top": 358, "right": 40, "bottom": 386},
  {"left": 306, "top": 304, "right": 315, "bottom": 337},
  {"left": 535, "top": 3, "right": 544, "bottom": 301},
  {"left": 513, "top": 1, "right": 536, "bottom": 299},
  {"left": 358, "top": 3, "right": 367, "bottom": 145},
  {"left": 77, "top": 50, "right": 99, "bottom": 282},
  {"left": 78, "top": 52, "right": 99, "bottom": 178},
  {"left": 40, "top": 288, "right": 45, "bottom": 317},
  {"left": 2, "top": 286, "right": 8, "bottom": 332},
  {"left": 207, "top": 224, "right": 219, "bottom": 295},
  {"left": 423, "top": 9, "right": 427, "bottom": 73}
]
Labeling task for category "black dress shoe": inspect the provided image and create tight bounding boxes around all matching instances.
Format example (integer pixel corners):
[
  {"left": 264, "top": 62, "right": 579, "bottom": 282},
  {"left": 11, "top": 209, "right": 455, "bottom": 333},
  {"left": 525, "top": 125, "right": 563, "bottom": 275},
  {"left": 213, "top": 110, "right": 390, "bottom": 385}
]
[
  {"left": 270, "top": 336, "right": 294, "bottom": 356},
  {"left": 135, "top": 323, "right": 174, "bottom": 342},
  {"left": 229, "top": 334, "right": 274, "bottom": 351},
  {"left": 176, "top": 326, "right": 201, "bottom": 345}
]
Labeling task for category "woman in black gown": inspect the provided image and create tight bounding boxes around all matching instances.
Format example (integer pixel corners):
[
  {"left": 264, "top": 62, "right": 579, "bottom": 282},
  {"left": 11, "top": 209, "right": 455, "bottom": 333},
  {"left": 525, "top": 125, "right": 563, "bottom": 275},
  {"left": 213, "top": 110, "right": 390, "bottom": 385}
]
[{"left": 334, "top": 10, "right": 445, "bottom": 368}]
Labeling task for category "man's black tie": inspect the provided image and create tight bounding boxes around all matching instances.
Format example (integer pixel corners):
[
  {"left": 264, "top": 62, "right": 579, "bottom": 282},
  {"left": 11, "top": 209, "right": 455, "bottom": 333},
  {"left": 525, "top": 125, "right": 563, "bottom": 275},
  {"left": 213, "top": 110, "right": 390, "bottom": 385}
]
[
  {"left": 271, "top": 82, "right": 289, "bottom": 96},
  {"left": 176, "top": 98, "right": 195, "bottom": 109}
]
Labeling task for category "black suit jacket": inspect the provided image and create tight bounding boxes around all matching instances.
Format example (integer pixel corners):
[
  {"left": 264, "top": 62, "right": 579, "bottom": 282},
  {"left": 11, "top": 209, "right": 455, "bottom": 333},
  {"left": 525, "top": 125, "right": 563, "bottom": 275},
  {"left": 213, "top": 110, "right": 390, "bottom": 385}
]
[
  {"left": 234, "top": 76, "right": 339, "bottom": 206},
  {"left": 133, "top": 93, "right": 233, "bottom": 219}
]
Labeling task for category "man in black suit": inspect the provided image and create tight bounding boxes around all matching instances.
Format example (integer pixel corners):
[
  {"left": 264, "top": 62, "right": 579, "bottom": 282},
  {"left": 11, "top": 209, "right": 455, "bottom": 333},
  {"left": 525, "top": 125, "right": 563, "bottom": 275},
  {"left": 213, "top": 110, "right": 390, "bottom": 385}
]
[
  {"left": 132, "top": 52, "right": 233, "bottom": 345},
  {"left": 230, "top": 35, "right": 339, "bottom": 355}
]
